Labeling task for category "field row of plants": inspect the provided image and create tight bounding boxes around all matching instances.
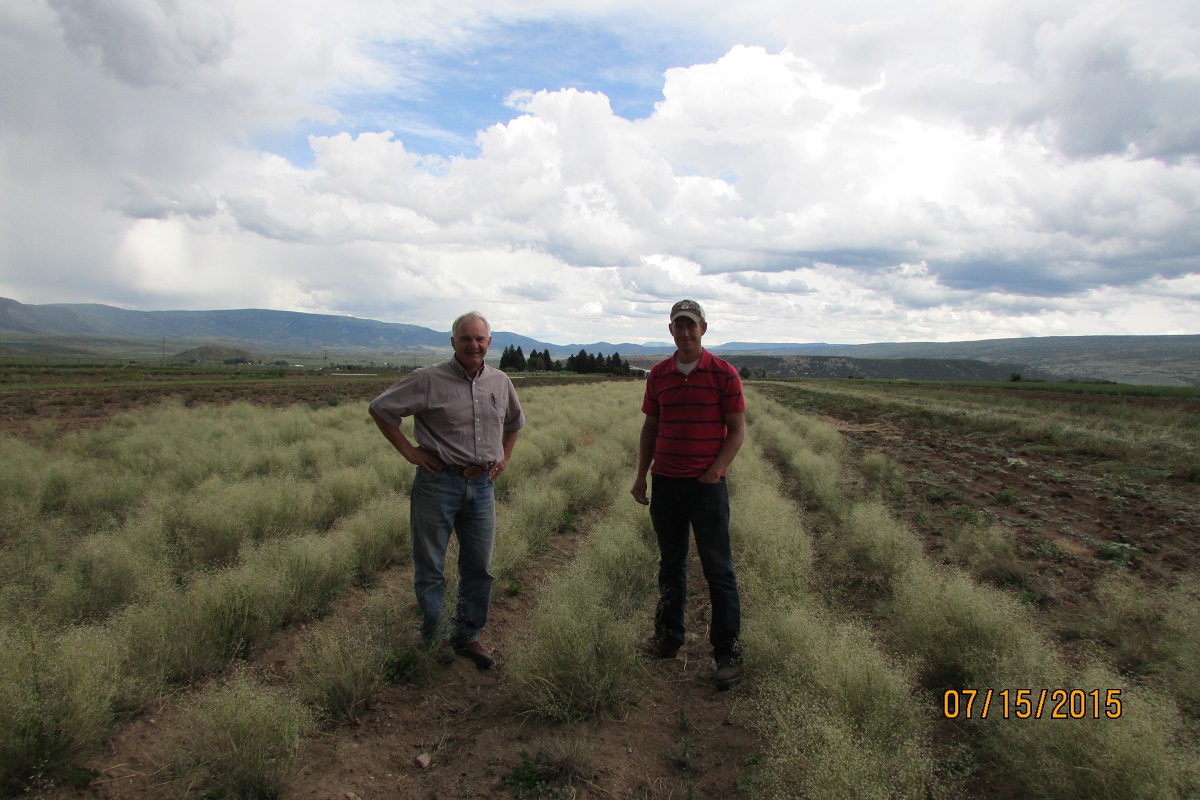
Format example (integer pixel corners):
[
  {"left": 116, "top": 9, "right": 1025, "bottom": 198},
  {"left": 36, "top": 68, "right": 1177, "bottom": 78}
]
[
  {"left": 742, "top": 389, "right": 1200, "bottom": 798},
  {"left": 3, "top": 378, "right": 1198, "bottom": 798},
  {"left": 0, "top": 381, "right": 639, "bottom": 797},
  {"left": 760, "top": 378, "right": 1200, "bottom": 480}
]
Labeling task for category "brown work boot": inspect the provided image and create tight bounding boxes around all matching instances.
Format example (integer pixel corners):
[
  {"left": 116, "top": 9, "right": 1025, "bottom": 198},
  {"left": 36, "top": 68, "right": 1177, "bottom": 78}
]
[
  {"left": 715, "top": 655, "right": 743, "bottom": 690},
  {"left": 451, "top": 639, "right": 495, "bottom": 670},
  {"left": 638, "top": 634, "right": 680, "bottom": 660}
]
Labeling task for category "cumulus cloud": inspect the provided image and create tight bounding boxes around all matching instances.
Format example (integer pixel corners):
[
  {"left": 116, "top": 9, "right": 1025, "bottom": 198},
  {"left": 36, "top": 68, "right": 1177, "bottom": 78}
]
[{"left": 1, "top": 0, "right": 1197, "bottom": 344}]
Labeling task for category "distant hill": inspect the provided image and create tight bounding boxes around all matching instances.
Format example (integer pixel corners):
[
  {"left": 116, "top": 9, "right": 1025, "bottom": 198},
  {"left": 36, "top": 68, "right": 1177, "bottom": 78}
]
[
  {"left": 709, "top": 336, "right": 1200, "bottom": 386},
  {"left": 1, "top": 297, "right": 1196, "bottom": 385},
  {"left": 720, "top": 354, "right": 1052, "bottom": 382}
]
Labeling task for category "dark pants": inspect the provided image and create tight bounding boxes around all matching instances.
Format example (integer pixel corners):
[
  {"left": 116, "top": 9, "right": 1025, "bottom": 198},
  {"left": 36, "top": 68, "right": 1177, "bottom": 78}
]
[{"left": 649, "top": 474, "right": 742, "bottom": 661}]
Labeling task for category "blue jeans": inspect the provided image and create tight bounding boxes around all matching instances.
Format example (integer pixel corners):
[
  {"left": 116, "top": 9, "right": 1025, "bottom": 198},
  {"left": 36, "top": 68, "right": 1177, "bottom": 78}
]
[
  {"left": 649, "top": 474, "right": 742, "bottom": 660},
  {"left": 410, "top": 468, "right": 496, "bottom": 645}
]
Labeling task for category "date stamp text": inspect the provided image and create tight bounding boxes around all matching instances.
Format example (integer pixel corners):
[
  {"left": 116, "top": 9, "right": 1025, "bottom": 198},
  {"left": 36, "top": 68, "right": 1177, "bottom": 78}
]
[{"left": 943, "top": 689, "right": 1122, "bottom": 720}]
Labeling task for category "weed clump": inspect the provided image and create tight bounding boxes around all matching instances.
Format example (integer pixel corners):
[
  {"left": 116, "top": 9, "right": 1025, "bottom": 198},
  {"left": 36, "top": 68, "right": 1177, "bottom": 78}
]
[
  {"left": 175, "top": 673, "right": 315, "bottom": 800},
  {"left": 294, "top": 618, "right": 388, "bottom": 725},
  {"left": 0, "top": 624, "right": 121, "bottom": 795},
  {"left": 949, "top": 523, "right": 1024, "bottom": 586}
]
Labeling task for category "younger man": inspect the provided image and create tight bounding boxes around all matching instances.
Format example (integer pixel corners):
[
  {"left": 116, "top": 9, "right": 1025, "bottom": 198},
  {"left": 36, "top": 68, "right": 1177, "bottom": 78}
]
[{"left": 630, "top": 299, "right": 746, "bottom": 689}]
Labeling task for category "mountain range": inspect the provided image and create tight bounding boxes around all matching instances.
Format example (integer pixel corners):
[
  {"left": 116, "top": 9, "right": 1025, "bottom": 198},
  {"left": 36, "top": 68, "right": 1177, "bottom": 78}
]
[{"left": 2, "top": 297, "right": 1197, "bottom": 386}]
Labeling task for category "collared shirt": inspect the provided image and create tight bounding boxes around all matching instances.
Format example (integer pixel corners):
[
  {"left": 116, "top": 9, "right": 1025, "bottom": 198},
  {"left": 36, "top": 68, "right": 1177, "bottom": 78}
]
[
  {"left": 370, "top": 358, "right": 525, "bottom": 467},
  {"left": 642, "top": 348, "right": 745, "bottom": 478}
]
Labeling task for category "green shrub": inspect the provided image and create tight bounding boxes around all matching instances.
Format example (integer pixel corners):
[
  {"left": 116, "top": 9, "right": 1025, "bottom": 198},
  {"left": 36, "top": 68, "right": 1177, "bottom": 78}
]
[
  {"left": 312, "top": 466, "right": 386, "bottom": 529},
  {"left": 731, "top": 485, "right": 812, "bottom": 604},
  {"left": 177, "top": 673, "right": 315, "bottom": 800},
  {"left": 839, "top": 502, "right": 923, "bottom": 589},
  {"left": 860, "top": 451, "right": 907, "bottom": 501},
  {"left": 246, "top": 534, "right": 356, "bottom": 624},
  {"left": 41, "top": 532, "right": 154, "bottom": 624},
  {"left": 125, "top": 567, "right": 288, "bottom": 684},
  {"left": 571, "top": 503, "right": 657, "bottom": 617},
  {"left": 507, "top": 577, "right": 640, "bottom": 722},
  {"left": 294, "top": 618, "right": 388, "bottom": 725},
  {"left": 1159, "top": 578, "right": 1200, "bottom": 714},
  {"left": 744, "top": 605, "right": 934, "bottom": 800},
  {"left": 889, "top": 562, "right": 1058, "bottom": 688},
  {"left": 949, "top": 523, "right": 1023, "bottom": 586},
  {"left": 1093, "top": 572, "right": 1166, "bottom": 673},
  {"left": 0, "top": 624, "right": 121, "bottom": 795},
  {"left": 984, "top": 664, "right": 1198, "bottom": 799},
  {"left": 493, "top": 484, "right": 569, "bottom": 576},
  {"left": 333, "top": 493, "right": 410, "bottom": 584}
]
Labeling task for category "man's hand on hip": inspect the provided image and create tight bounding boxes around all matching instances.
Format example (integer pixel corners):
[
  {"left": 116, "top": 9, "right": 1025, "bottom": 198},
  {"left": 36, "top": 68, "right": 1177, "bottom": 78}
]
[{"left": 407, "top": 446, "right": 445, "bottom": 474}]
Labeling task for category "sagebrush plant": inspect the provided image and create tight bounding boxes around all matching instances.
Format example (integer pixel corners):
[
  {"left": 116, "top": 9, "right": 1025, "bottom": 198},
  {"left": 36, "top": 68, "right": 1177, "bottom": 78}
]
[
  {"left": 507, "top": 574, "right": 641, "bottom": 722},
  {"left": 983, "top": 663, "right": 1199, "bottom": 800},
  {"left": 294, "top": 617, "right": 388, "bottom": 725},
  {"left": 1159, "top": 577, "right": 1200, "bottom": 714},
  {"left": 947, "top": 522, "right": 1023, "bottom": 586},
  {"left": 1092, "top": 571, "right": 1167, "bottom": 673},
  {"left": 177, "top": 672, "right": 315, "bottom": 800},
  {"left": 838, "top": 502, "right": 924, "bottom": 589},
  {"left": 331, "top": 492, "right": 410, "bottom": 584},
  {"left": 506, "top": 477, "right": 644, "bottom": 722},
  {"left": 888, "top": 560, "right": 1058, "bottom": 687},
  {"left": 729, "top": 439, "right": 813, "bottom": 604},
  {"left": 0, "top": 623, "right": 122, "bottom": 795},
  {"left": 733, "top": 415, "right": 937, "bottom": 799},
  {"left": 749, "top": 401, "right": 849, "bottom": 516},
  {"left": 860, "top": 450, "right": 907, "bottom": 501}
]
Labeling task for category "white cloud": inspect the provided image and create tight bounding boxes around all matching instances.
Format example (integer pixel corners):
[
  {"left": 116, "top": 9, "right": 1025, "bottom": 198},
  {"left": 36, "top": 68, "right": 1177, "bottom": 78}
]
[{"left": 1, "top": 0, "right": 1197, "bottom": 345}]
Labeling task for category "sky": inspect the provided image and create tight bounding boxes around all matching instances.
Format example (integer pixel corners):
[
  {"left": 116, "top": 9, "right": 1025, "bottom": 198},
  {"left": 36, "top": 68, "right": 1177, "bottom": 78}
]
[{"left": 1, "top": 0, "right": 1198, "bottom": 346}]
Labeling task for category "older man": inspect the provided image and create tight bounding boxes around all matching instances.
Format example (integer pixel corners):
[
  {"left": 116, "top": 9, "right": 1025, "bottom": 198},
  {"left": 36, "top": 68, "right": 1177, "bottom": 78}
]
[
  {"left": 631, "top": 299, "right": 746, "bottom": 689},
  {"left": 369, "top": 311, "right": 524, "bottom": 669}
]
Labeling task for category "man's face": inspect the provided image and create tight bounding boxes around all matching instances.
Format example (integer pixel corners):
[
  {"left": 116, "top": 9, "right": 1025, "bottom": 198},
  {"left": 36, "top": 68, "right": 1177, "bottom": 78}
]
[
  {"left": 669, "top": 315, "right": 706, "bottom": 356},
  {"left": 452, "top": 317, "right": 491, "bottom": 373}
]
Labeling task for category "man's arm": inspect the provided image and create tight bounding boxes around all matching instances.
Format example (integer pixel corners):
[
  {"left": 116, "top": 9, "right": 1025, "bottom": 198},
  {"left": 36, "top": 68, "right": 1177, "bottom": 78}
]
[
  {"left": 489, "top": 428, "right": 520, "bottom": 479},
  {"left": 630, "top": 414, "right": 658, "bottom": 505},
  {"left": 369, "top": 406, "right": 444, "bottom": 473},
  {"left": 698, "top": 411, "right": 745, "bottom": 483}
]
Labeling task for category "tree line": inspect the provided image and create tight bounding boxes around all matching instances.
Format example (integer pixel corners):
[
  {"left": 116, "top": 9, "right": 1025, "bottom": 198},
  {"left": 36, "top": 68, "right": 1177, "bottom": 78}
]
[{"left": 498, "top": 345, "right": 632, "bottom": 375}]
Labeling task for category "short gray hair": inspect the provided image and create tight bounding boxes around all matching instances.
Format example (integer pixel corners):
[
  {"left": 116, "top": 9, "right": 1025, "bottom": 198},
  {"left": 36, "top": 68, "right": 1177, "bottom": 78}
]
[{"left": 451, "top": 311, "right": 491, "bottom": 337}]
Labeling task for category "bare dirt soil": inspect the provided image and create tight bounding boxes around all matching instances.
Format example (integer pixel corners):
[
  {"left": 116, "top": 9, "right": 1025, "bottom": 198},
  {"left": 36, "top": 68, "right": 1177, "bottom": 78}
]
[{"left": 9, "top": 376, "right": 1198, "bottom": 799}]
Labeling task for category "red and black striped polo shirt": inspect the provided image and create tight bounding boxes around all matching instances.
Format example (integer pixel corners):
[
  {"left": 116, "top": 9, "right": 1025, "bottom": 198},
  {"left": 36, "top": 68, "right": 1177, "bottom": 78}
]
[{"left": 642, "top": 349, "right": 745, "bottom": 479}]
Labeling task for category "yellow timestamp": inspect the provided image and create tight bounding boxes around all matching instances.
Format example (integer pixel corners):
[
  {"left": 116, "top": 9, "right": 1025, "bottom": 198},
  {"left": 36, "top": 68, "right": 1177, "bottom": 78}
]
[{"left": 943, "top": 689, "right": 1122, "bottom": 720}]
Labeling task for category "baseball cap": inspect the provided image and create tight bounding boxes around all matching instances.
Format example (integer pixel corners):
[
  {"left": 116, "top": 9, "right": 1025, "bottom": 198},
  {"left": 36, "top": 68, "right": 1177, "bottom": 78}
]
[{"left": 670, "top": 299, "right": 705, "bottom": 324}]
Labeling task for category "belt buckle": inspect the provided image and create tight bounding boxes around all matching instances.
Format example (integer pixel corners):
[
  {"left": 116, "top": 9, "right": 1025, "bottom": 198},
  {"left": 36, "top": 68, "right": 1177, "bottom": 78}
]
[{"left": 462, "top": 464, "right": 485, "bottom": 479}]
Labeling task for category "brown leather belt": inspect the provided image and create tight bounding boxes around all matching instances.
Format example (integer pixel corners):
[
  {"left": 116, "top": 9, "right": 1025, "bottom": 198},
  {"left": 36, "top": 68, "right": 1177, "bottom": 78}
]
[{"left": 444, "top": 463, "right": 488, "bottom": 479}]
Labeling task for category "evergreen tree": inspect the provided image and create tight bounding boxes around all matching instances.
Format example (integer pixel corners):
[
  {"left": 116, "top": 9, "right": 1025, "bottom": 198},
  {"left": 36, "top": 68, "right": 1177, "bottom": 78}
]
[{"left": 515, "top": 346, "right": 526, "bottom": 371}]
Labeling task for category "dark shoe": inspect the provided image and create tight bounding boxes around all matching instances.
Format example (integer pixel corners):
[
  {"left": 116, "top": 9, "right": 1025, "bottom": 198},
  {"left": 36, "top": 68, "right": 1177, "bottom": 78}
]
[
  {"left": 639, "top": 634, "right": 679, "bottom": 660},
  {"left": 451, "top": 639, "right": 494, "bottom": 670},
  {"left": 715, "top": 656, "right": 743, "bottom": 690}
]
